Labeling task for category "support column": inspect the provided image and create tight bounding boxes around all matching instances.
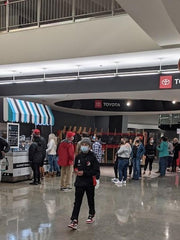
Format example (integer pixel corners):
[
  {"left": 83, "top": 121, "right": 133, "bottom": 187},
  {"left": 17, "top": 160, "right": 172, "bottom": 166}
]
[{"left": 122, "top": 115, "right": 128, "bottom": 133}]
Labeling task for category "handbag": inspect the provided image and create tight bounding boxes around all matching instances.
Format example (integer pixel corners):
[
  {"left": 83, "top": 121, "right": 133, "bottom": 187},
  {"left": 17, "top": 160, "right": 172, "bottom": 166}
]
[{"left": 141, "top": 155, "right": 146, "bottom": 165}]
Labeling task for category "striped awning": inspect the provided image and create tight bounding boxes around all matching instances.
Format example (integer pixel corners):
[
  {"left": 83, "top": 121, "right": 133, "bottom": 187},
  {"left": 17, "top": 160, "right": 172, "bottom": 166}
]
[{"left": 3, "top": 98, "right": 54, "bottom": 126}]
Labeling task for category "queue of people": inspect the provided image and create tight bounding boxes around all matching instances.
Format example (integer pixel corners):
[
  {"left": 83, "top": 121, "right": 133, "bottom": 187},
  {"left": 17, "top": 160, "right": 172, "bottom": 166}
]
[
  {"left": 112, "top": 135, "right": 180, "bottom": 188},
  {"left": 26, "top": 129, "right": 180, "bottom": 230}
]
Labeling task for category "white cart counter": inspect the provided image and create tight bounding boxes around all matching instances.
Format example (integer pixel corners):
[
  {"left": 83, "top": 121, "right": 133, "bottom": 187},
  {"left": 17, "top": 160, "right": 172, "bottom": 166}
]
[{"left": 1, "top": 151, "right": 32, "bottom": 182}]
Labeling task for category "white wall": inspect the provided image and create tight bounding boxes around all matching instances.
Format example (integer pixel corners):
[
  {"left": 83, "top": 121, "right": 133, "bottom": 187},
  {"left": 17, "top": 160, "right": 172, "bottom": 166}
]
[
  {"left": 0, "top": 15, "right": 160, "bottom": 65},
  {"left": 128, "top": 114, "right": 159, "bottom": 129}
]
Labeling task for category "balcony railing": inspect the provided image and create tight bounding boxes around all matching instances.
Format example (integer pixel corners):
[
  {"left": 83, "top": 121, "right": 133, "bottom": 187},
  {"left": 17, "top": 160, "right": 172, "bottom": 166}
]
[{"left": 0, "top": 0, "right": 125, "bottom": 32}]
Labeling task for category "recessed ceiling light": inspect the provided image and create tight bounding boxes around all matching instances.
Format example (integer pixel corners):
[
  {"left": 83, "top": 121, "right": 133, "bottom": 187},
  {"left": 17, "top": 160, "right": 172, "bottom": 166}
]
[{"left": 126, "top": 101, "right": 131, "bottom": 106}]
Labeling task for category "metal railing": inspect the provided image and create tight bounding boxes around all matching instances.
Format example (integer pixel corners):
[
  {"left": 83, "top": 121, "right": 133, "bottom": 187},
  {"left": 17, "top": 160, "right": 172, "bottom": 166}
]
[{"left": 0, "top": 0, "right": 124, "bottom": 32}]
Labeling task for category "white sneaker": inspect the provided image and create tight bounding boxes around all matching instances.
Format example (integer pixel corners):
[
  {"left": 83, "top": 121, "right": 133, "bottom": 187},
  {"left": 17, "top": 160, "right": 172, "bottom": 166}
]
[
  {"left": 112, "top": 178, "right": 119, "bottom": 183},
  {"left": 123, "top": 181, "right": 126, "bottom": 185},
  {"left": 111, "top": 178, "right": 117, "bottom": 182},
  {"left": 63, "top": 188, "right": 71, "bottom": 192},
  {"left": 115, "top": 181, "right": 123, "bottom": 187}
]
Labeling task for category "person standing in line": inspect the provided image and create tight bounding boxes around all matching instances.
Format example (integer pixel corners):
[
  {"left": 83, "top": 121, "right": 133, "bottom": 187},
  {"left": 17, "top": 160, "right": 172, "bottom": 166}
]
[
  {"left": 172, "top": 138, "right": 180, "bottom": 172},
  {"left": 128, "top": 139, "right": 133, "bottom": 178},
  {"left": 157, "top": 136, "right": 169, "bottom": 177},
  {"left": 132, "top": 138, "right": 145, "bottom": 180},
  {"left": 92, "top": 135, "right": 102, "bottom": 163},
  {"left": 167, "top": 139, "right": 174, "bottom": 172},
  {"left": 116, "top": 138, "right": 132, "bottom": 186},
  {"left": 68, "top": 138, "right": 100, "bottom": 230},
  {"left": 46, "top": 133, "right": 60, "bottom": 177},
  {"left": 111, "top": 153, "right": 119, "bottom": 183},
  {"left": 0, "top": 136, "right": 10, "bottom": 160},
  {"left": 29, "top": 129, "right": 46, "bottom": 185},
  {"left": 143, "top": 137, "right": 156, "bottom": 176},
  {"left": 57, "top": 131, "right": 75, "bottom": 191}
]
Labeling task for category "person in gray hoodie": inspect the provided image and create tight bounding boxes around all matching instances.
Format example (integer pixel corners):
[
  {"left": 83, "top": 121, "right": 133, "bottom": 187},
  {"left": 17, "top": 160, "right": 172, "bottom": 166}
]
[{"left": 116, "top": 138, "right": 132, "bottom": 185}]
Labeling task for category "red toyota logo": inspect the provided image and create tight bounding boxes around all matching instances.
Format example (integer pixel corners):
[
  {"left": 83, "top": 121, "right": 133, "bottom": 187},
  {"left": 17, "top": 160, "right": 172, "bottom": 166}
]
[
  {"left": 159, "top": 76, "right": 172, "bottom": 89},
  {"left": 95, "top": 100, "right": 102, "bottom": 109}
]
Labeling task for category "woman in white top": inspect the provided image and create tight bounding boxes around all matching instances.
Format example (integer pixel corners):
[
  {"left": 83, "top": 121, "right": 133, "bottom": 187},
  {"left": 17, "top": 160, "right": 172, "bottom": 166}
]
[{"left": 46, "top": 133, "right": 60, "bottom": 176}]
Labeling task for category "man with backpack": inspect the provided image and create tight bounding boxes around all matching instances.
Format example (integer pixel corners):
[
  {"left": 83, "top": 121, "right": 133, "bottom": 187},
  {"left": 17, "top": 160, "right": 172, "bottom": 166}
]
[{"left": 29, "top": 129, "right": 46, "bottom": 185}]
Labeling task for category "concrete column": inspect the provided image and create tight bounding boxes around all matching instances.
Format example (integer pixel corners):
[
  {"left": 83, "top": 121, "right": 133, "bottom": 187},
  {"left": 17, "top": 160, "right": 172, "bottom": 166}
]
[{"left": 122, "top": 115, "right": 128, "bottom": 133}]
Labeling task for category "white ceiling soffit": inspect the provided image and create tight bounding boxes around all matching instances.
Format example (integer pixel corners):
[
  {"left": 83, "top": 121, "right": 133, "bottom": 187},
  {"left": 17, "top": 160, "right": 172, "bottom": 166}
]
[
  {"left": 47, "top": 106, "right": 180, "bottom": 117},
  {"left": 0, "top": 48, "right": 180, "bottom": 77},
  {"left": 116, "top": 0, "right": 180, "bottom": 47},
  {"left": 22, "top": 89, "right": 180, "bottom": 104},
  {"left": 162, "top": 0, "right": 180, "bottom": 34},
  {"left": 20, "top": 89, "right": 180, "bottom": 116}
]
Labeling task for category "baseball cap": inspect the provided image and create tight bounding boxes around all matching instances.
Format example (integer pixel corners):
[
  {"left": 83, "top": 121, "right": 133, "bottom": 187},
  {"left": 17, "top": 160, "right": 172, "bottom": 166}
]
[
  {"left": 66, "top": 131, "right": 75, "bottom": 138},
  {"left": 33, "top": 129, "right": 40, "bottom": 135}
]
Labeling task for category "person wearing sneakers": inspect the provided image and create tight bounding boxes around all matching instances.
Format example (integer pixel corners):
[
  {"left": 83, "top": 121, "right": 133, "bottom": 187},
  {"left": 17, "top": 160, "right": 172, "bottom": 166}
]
[
  {"left": 57, "top": 131, "right": 75, "bottom": 191},
  {"left": 116, "top": 138, "right": 132, "bottom": 186},
  {"left": 46, "top": 133, "right": 60, "bottom": 177},
  {"left": 111, "top": 153, "right": 119, "bottom": 183},
  {"left": 68, "top": 137, "right": 100, "bottom": 230}
]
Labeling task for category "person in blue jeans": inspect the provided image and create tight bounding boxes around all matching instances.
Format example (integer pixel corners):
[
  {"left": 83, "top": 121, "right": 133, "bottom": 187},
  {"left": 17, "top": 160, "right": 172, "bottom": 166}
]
[
  {"left": 46, "top": 133, "right": 60, "bottom": 177},
  {"left": 132, "top": 138, "right": 145, "bottom": 180},
  {"left": 157, "top": 136, "right": 169, "bottom": 177},
  {"left": 117, "top": 138, "right": 132, "bottom": 185}
]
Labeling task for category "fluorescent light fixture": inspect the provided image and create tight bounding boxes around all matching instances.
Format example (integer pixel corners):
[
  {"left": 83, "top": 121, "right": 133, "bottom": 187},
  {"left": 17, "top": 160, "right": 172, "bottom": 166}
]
[
  {"left": 45, "top": 76, "right": 78, "bottom": 82},
  {"left": 161, "top": 70, "right": 179, "bottom": 74},
  {"left": 118, "top": 71, "right": 159, "bottom": 77},
  {"left": 80, "top": 73, "right": 115, "bottom": 79},
  {"left": 0, "top": 81, "right": 13, "bottom": 85},
  {"left": 15, "top": 79, "right": 44, "bottom": 83}
]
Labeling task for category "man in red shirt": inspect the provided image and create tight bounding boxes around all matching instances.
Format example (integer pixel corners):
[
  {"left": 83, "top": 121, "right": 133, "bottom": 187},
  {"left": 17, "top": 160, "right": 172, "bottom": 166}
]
[{"left": 58, "top": 131, "right": 75, "bottom": 191}]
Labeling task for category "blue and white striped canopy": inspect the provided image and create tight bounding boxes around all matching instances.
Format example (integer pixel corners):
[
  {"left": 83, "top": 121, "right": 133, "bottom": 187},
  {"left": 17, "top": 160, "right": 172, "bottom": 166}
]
[{"left": 3, "top": 98, "right": 54, "bottom": 126}]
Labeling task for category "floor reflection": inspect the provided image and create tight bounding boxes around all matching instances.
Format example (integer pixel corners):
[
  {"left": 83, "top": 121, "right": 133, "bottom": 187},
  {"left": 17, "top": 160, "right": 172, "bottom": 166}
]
[{"left": 0, "top": 168, "right": 180, "bottom": 240}]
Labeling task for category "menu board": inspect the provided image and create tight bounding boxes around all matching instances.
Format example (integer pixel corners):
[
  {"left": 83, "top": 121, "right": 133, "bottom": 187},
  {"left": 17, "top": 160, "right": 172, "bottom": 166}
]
[{"left": 7, "top": 123, "right": 19, "bottom": 148}]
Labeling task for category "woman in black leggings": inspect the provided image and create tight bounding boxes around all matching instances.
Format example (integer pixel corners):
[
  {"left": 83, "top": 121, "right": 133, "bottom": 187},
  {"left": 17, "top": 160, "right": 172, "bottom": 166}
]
[{"left": 143, "top": 137, "right": 156, "bottom": 176}]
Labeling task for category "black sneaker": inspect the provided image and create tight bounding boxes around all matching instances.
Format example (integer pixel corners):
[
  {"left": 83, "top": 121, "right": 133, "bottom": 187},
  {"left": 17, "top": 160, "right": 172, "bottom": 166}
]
[
  {"left": 56, "top": 172, "right": 61, "bottom": 177},
  {"left": 29, "top": 182, "right": 38, "bottom": 185},
  {"left": 86, "top": 215, "right": 95, "bottom": 224},
  {"left": 68, "top": 219, "right": 78, "bottom": 230}
]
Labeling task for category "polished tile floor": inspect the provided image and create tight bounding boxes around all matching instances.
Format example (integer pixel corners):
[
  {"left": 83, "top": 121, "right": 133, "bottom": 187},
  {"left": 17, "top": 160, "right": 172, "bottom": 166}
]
[{"left": 0, "top": 167, "right": 180, "bottom": 240}]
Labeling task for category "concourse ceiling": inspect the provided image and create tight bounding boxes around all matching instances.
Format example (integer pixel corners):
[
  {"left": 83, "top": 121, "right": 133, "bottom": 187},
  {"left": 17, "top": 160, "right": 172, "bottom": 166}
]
[
  {"left": 117, "top": 0, "right": 180, "bottom": 47},
  {"left": 1, "top": 0, "right": 180, "bottom": 119},
  {"left": 0, "top": 49, "right": 180, "bottom": 118},
  {"left": 0, "top": 48, "right": 180, "bottom": 78}
]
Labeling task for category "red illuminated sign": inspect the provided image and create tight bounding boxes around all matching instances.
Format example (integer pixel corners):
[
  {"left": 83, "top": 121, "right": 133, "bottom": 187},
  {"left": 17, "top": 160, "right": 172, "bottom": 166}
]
[
  {"left": 159, "top": 76, "right": 172, "bottom": 89},
  {"left": 94, "top": 100, "right": 102, "bottom": 109}
]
